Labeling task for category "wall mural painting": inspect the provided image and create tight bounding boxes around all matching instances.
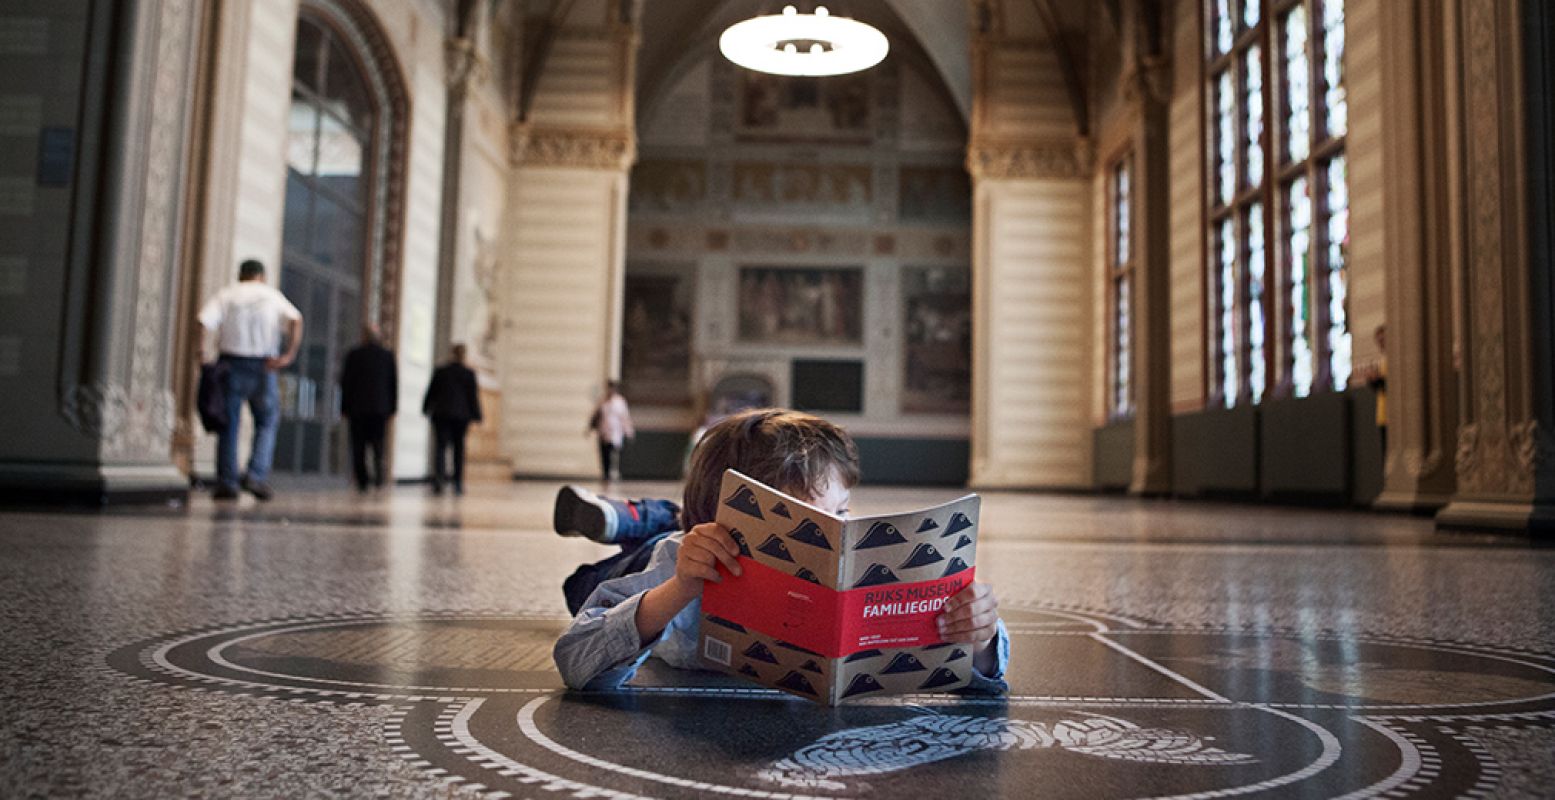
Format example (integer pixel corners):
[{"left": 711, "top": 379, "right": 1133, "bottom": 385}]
[
  {"left": 738, "top": 266, "right": 863, "bottom": 345},
  {"left": 628, "top": 159, "right": 706, "bottom": 214},
  {"left": 902, "top": 267, "right": 971, "bottom": 414},
  {"left": 738, "top": 72, "right": 872, "bottom": 143},
  {"left": 622, "top": 274, "right": 693, "bottom": 406},
  {"left": 898, "top": 165, "right": 972, "bottom": 223},
  {"left": 733, "top": 162, "right": 873, "bottom": 210}
]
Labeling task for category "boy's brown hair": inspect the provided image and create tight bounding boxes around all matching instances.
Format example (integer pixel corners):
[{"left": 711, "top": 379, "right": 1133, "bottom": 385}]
[{"left": 682, "top": 408, "right": 860, "bottom": 527}]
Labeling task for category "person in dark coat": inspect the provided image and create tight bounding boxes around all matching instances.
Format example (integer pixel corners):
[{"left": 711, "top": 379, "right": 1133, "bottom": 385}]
[
  {"left": 422, "top": 343, "right": 483, "bottom": 495},
  {"left": 340, "top": 324, "right": 398, "bottom": 493}
]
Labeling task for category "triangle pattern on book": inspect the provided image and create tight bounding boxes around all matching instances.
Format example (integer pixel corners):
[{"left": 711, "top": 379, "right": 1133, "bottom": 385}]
[
  {"left": 855, "top": 521, "right": 907, "bottom": 550},
  {"left": 845, "top": 649, "right": 884, "bottom": 663},
  {"left": 756, "top": 534, "right": 795, "bottom": 562},
  {"left": 800, "top": 659, "right": 824, "bottom": 674},
  {"left": 743, "top": 641, "right": 780, "bottom": 664},
  {"left": 775, "top": 640, "right": 823, "bottom": 656},
  {"left": 794, "top": 567, "right": 822, "bottom": 585},
  {"left": 841, "top": 673, "right": 884, "bottom": 698},
  {"left": 723, "top": 485, "right": 764, "bottom": 519},
  {"left": 853, "top": 564, "right": 900, "bottom": 588},
  {"left": 942, "top": 512, "right": 974, "bottom": 537},
  {"left": 776, "top": 670, "right": 817, "bottom": 696},
  {"left": 706, "top": 616, "right": 746, "bottom": 633},
  {"left": 954, "top": 534, "right": 973, "bottom": 551},
  {"left": 770, "top": 501, "right": 792, "bottom": 519},
  {"left": 881, "top": 652, "right": 928, "bottom": 674},
  {"left": 739, "top": 663, "right": 762, "bottom": 679},
  {"left": 918, "top": 667, "right": 961, "bottom": 690},
  {"left": 941, "top": 557, "right": 971, "bottom": 578},
  {"left": 947, "top": 648, "right": 968, "bottom": 662},
  {"left": 916, "top": 518, "right": 939, "bottom": 533},
  {"left": 728, "top": 529, "right": 752, "bottom": 558},
  {"left": 785, "top": 519, "right": 831, "bottom": 551},
  {"left": 899, "top": 543, "right": 945, "bottom": 569}
]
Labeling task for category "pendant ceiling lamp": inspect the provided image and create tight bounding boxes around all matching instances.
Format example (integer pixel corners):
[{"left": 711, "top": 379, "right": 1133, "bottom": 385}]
[{"left": 719, "top": 4, "right": 889, "bottom": 77}]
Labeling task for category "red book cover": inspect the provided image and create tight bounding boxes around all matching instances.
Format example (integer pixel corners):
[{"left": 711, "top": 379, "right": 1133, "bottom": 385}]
[{"left": 699, "top": 469, "right": 980, "bottom": 704}]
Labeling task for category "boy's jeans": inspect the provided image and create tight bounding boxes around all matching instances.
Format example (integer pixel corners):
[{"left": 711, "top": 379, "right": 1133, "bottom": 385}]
[
  {"left": 563, "top": 497, "right": 681, "bottom": 615},
  {"left": 217, "top": 356, "right": 279, "bottom": 490}
]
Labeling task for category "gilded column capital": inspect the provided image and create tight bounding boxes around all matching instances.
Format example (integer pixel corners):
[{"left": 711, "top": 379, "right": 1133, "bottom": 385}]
[
  {"left": 965, "top": 139, "right": 1090, "bottom": 180},
  {"left": 511, "top": 126, "right": 636, "bottom": 171}
]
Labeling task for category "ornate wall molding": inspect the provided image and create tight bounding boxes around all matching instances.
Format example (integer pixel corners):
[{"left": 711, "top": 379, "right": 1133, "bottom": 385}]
[
  {"left": 1452, "top": 0, "right": 1532, "bottom": 499},
  {"left": 115, "top": 0, "right": 193, "bottom": 460},
  {"left": 965, "top": 140, "right": 1089, "bottom": 180},
  {"left": 57, "top": 0, "right": 197, "bottom": 461},
  {"left": 512, "top": 126, "right": 636, "bottom": 171}
]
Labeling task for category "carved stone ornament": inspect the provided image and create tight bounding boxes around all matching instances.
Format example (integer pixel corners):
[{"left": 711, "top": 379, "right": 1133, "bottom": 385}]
[
  {"left": 62, "top": 382, "right": 177, "bottom": 459},
  {"left": 1510, "top": 420, "right": 1552, "bottom": 472},
  {"left": 512, "top": 127, "right": 636, "bottom": 171},
  {"left": 965, "top": 141, "right": 1087, "bottom": 180},
  {"left": 445, "top": 37, "right": 488, "bottom": 92}
]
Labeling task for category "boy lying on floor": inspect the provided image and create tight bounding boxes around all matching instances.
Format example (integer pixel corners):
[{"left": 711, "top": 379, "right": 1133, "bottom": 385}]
[{"left": 550, "top": 408, "right": 1009, "bottom": 693}]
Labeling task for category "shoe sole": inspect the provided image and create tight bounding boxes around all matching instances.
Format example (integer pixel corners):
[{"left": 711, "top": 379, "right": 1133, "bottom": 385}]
[{"left": 554, "top": 485, "right": 608, "bottom": 541}]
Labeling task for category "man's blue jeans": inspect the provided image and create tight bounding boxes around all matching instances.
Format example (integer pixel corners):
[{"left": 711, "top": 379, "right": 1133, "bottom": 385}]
[
  {"left": 562, "top": 497, "right": 681, "bottom": 615},
  {"left": 218, "top": 356, "right": 279, "bottom": 490}
]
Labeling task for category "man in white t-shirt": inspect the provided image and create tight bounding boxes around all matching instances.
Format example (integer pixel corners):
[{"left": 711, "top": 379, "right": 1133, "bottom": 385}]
[{"left": 197, "top": 260, "right": 304, "bottom": 501}]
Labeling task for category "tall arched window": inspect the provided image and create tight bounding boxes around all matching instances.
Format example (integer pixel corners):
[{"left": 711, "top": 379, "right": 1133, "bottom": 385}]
[
  {"left": 1206, "top": 0, "right": 1347, "bottom": 408},
  {"left": 276, "top": 6, "right": 405, "bottom": 476}
]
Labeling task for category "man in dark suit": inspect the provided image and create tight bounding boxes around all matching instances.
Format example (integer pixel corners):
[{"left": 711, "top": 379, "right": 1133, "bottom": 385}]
[
  {"left": 340, "top": 324, "right": 398, "bottom": 493},
  {"left": 423, "top": 343, "right": 483, "bottom": 495}
]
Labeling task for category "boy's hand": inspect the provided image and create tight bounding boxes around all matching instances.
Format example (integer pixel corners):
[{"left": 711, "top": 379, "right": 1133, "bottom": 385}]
[
  {"left": 937, "top": 581, "right": 1001, "bottom": 653},
  {"left": 636, "top": 523, "right": 745, "bottom": 644},
  {"left": 669, "top": 522, "right": 744, "bottom": 598}
]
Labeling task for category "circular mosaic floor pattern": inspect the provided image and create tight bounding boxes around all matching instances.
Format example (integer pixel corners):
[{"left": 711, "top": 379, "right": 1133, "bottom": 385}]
[{"left": 107, "top": 607, "right": 1555, "bottom": 799}]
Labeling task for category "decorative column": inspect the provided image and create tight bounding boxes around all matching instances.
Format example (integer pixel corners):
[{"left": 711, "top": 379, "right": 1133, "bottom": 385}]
[
  {"left": 1435, "top": 0, "right": 1555, "bottom": 532},
  {"left": 1373, "top": 0, "right": 1459, "bottom": 511},
  {"left": 434, "top": 30, "right": 483, "bottom": 365},
  {"left": 964, "top": 5, "right": 1096, "bottom": 490},
  {"left": 498, "top": 12, "right": 637, "bottom": 478},
  {"left": 1123, "top": 0, "right": 1173, "bottom": 495},
  {"left": 0, "top": 0, "right": 203, "bottom": 503}
]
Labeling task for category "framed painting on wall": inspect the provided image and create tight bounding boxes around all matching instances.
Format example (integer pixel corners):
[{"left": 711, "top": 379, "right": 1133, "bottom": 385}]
[
  {"left": 622, "top": 273, "right": 693, "bottom": 406},
  {"left": 902, "top": 266, "right": 971, "bottom": 414},
  {"left": 737, "top": 266, "right": 863, "bottom": 345},
  {"left": 737, "top": 71, "right": 871, "bottom": 143}
]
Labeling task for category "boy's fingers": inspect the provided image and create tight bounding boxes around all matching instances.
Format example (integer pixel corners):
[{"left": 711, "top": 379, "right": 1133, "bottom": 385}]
[
  {"left": 693, "top": 524, "right": 739, "bottom": 553},
  {"left": 940, "top": 593, "right": 997, "bottom": 626},
  {"left": 710, "top": 545, "right": 742, "bottom": 576},
  {"left": 938, "top": 607, "right": 1001, "bottom": 640},
  {"left": 679, "top": 557, "right": 719, "bottom": 584},
  {"left": 940, "top": 616, "right": 999, "bottom": 643},
  {"left": 687, "top": 532, "right": 742, "bottom": 577},
  {"left": 943, "top": 583, "right": 993, "bottom": 613}
]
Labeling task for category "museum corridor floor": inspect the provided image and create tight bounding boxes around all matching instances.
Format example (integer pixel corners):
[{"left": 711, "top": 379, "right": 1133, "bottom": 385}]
[{"left": 3, "top": 481, "right": 1554, "bottom": 798}]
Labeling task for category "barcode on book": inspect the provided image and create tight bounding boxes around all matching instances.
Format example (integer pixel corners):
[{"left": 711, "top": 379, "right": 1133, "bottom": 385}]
[{"left": 703, "top": 635, "right": 732, "bottom": 666}]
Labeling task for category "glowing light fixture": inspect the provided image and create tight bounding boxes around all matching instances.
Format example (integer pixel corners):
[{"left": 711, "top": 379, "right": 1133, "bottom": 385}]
[{"left": 719, "top": 5, "right": 889, "bottom": 77}]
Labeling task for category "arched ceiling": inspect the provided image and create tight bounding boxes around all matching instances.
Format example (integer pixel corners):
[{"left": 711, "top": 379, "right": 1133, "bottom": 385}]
[
  {"left": 635, "top": 1, "right": 966, "bottom": 123},
  {"left": 633, "top": 0, "right": 1092, "bottom": 133}
]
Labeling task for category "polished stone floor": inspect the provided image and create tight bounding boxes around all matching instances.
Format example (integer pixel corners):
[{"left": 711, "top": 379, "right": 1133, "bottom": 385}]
[{"left": 3, "top": 480, "right": 1554, "bottom": 798}]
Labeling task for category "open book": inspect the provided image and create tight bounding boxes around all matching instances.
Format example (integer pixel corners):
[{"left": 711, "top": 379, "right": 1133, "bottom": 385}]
[{"left": 699, "top": 469, "right": 981, "bottom": 704}]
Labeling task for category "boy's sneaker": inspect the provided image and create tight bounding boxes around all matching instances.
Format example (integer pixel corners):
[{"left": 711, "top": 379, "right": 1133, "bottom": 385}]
[{"left": 553, "top": 484, "right": 617, "bottom": 544}]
